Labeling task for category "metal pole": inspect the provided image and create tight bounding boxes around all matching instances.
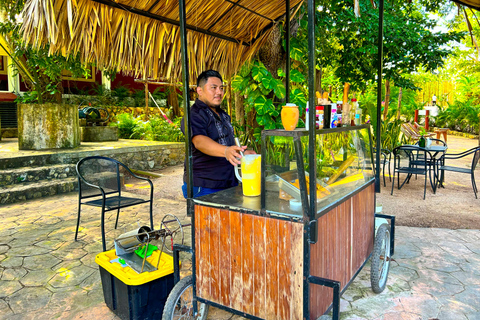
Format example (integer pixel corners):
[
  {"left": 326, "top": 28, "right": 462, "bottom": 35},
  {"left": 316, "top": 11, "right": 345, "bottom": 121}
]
[
  {"left": 178, "top": 0, "right": 198, "bottom": 315},
  {"left": 285, "top": 0, "right": 290, "bottom": 103},
  {"left": 179, "top": 0, "right": 193, "bottom": 200},
  {"left": 375, "top": 0, "right": 384, "bottom": 193},
  {"left": 304, "top": 0, "right": 316, "bottom": 318}
]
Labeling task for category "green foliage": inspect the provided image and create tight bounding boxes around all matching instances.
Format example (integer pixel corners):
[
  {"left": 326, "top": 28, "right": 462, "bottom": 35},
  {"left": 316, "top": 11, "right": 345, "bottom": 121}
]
[
  {"left": 111, "top": 113, "right": 184, "bottom": 142},
  {"left": 293, "top": 0, "right": 464, "bottom": 91},
  {"left": 232, "top": 60, "right": 307, "bottom": 145},
  {"left": 111, "top": 113, "right": 144, "bottom": 139},
  {"left": 436, "top": 98, "right": 480, "bottom": 133},
  {"left": 0, "top": 17, "right": 90, "bottom": 103},
  {"left": 144, "top": 117, "right": 185, "bottom": 142}
]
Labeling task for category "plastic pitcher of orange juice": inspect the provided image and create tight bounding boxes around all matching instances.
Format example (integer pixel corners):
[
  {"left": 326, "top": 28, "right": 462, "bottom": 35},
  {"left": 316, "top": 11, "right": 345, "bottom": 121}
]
[{"left": 234, "top": 154, "right": 261, "bottom": 196}]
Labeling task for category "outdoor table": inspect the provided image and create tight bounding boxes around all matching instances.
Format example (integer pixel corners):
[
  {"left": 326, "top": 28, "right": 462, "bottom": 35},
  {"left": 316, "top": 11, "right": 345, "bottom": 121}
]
[
  {"left": 425, "top": 144, "right": 447, "bottom": 157},
  {"left": 403, "top": 144, "right": 448, "bottom": 191},
  {"left": 424, "top": 144, "right": 448, "bottom": 187}
]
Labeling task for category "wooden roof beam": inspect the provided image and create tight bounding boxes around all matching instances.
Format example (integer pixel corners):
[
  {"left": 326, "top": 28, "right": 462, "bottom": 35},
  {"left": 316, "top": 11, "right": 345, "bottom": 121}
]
[
  {"left": 207, "top": 0, "right": 274, "bottom": 32},
  {"left": 91, "top": 0, "right": 250, "bottom": 45}
]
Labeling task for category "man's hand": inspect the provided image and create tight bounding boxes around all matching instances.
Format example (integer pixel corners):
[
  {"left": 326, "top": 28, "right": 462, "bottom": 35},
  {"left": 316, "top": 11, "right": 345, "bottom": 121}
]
[
  {"left": 192, "top": 135, "right": 256, "bottom": 166},
  {"left": 224, "top": 145, "right": 248, "bottom": 166}
]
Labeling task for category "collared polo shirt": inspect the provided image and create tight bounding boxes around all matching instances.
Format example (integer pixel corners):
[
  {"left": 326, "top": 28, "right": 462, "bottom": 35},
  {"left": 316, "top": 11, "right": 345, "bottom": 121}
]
[{"left": 181, "top": 99, "right": 237, "bottom": 189}]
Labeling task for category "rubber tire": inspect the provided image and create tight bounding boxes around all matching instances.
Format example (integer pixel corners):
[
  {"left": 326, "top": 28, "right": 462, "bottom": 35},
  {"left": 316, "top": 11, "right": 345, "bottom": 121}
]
[
  {"left": 162, "top": 275, "right": 209, "bottom": 320},
  {"left": 370, "top": 223, "right": 391, "bottom": 294}
]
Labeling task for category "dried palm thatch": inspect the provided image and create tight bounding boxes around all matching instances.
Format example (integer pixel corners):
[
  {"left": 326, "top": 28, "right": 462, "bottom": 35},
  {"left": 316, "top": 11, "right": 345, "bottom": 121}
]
[
  {"left": 453, "top": 0, "right": 480, "bottom": 10},
  {"left": 20, "top": 0, "right": 303, "bottom": 82}
]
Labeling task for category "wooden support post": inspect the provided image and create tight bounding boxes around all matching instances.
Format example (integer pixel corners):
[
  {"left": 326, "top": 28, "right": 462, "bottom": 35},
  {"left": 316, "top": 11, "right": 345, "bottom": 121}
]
[
  {"left": 414, "top": 110, "right": 419, "bottom": 123},
  {"left": 145, "top": 80, "right": 149, "bottom": 120},
  {"left": 425, "top": 110, "right": 429, "bottom": 131}
]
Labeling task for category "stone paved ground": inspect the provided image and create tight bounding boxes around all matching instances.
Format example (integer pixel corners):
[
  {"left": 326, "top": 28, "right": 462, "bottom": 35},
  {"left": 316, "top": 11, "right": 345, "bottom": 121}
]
[
  {"left": 1, "top": 163, "right": 480, "bottom": 319},
  {"left": 1, "top": 183, "right": 479, "bottom": 319}
]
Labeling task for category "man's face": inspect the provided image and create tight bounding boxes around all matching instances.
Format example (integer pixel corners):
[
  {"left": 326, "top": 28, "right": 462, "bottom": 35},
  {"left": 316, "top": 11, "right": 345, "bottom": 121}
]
[{"left": 197, "top": 77, "right": 224, "bottom": 108}]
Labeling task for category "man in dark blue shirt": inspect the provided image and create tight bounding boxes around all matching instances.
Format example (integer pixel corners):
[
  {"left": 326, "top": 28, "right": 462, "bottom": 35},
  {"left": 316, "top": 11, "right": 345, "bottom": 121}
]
[{"left": 181, "top": 70, "right": 255, "bottom": 198}]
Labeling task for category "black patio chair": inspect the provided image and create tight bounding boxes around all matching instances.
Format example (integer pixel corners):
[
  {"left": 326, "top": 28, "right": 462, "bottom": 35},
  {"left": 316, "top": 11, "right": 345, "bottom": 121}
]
[
  {"left": 391, "top": 145, "right": 436, "bottom": 200},
  {"left": 437, "top": 146, "right": 480, "bottom": 199},
  {"left": 373, "top": 147, "right": 391, "bottom": 187},
  {"left": 75, "top": 156, "right": 154, "bottom": 251}
]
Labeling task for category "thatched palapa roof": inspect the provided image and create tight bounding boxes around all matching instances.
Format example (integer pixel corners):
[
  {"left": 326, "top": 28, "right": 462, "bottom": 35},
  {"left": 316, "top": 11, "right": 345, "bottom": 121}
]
[
  {"left": 453, "top": 0, "right": 480, "bottom": 10},
  {"left": 21, "top": 0, "right": 303, "bottom": 82}
]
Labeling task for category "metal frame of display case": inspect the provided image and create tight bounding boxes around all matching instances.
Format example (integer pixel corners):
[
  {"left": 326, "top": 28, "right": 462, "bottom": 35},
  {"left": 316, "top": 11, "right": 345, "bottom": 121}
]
[{"left": 260, "top": 124, "right": 375, "bottom": 222}]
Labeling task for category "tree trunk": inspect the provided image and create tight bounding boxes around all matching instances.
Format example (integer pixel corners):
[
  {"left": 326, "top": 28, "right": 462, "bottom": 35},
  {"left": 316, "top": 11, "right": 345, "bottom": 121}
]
[
  {"left": 227, "top": 81, "right": 233, "bottom": 117},
  {"left": 246, "top": 107, "right": 258, "bottom": 151},
  {"left": 144, "top": 82, "right": 149, "bottom": 120},
  {"left": 167, "top": 88, "right": 180, "bottom": 119},
  {"left": 258, "top": 25, "right": 284, "bottom": 78},
  {"left": 383, "top": 80, "right": 391, "bottom": 121},
  {"left": 234, "top": 91, "right": 245, "bottom": 129},
  {"left": 315, "top": 68, "right": 323, "bottom": 95},
  {"left": 396, "top": 87, "right": 403, "bottom": 120}
]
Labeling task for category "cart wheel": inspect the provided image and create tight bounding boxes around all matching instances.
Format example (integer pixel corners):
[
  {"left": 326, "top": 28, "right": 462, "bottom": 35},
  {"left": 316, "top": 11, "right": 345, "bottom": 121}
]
[
  {"left": 370, "top": 223, "right": 391, "bottom": 294},
  {"left": 162, "top": 275, "right": 209, "bottom": 320},
  {"left": 160, "top": 214, "right": 185, "bottom": 253}
]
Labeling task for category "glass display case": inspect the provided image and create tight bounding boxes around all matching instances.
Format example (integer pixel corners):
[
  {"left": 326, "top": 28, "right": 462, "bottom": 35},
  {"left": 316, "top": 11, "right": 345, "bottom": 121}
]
[{"left": 261, "top": 125, "right": 374, "bottom": 218}]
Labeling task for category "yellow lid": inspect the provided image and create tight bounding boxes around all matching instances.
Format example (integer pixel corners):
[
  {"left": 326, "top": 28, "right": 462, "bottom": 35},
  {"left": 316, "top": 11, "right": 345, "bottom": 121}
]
[{"left": 95, "top": 249, "right": 176, "bottom": 286}]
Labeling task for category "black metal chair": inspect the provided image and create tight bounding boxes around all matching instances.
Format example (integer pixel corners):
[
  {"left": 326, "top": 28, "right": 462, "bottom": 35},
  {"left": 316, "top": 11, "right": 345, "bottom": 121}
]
[
  {"left": 437, "top": 147, "right": 480, "bottom": 199},
  {"left": 373, "top": 147, "right": 391, "bottom": 187},
  {"left": 391, "top": 145, "right": 436, "bottom": 199},
  {"left": 75, "top": 156, "right": 154, "bottom": 251}
]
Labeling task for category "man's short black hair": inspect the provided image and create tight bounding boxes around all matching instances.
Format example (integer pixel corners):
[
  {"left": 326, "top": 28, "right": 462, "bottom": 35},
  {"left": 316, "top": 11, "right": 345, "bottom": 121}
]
[{"left": 197, "top": 70, "right": 223, "bottom": 87}]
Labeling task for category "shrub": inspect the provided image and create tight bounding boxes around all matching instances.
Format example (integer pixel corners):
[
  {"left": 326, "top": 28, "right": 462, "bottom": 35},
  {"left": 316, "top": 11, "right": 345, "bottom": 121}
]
[
  {"left": 111, "top": 113, "right": 184, "bottom": 142},
  {"left": 111, "top": 113, "right": 145, "bottom": 139}
]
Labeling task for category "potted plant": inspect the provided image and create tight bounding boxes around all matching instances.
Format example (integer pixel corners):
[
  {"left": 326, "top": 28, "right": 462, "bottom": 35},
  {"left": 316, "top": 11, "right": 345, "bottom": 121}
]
[{"left": 0, "top": 6, "right": 91, "bottom": 150}]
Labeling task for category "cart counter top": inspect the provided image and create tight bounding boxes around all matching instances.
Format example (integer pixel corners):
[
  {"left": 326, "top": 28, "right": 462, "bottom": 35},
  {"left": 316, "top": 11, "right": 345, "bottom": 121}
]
[{"left": 193, "top": 186, "right": 303, "bottom": 218}]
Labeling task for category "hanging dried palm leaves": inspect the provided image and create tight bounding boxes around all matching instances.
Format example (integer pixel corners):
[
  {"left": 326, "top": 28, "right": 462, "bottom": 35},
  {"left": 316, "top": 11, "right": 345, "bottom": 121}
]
[{"left": 21, "top": 0, "right": 303, "bottom": 82}]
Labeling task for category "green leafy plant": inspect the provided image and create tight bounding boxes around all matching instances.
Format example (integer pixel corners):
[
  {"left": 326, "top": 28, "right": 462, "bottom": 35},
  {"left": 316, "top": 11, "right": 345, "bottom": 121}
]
[
  {"left": 232, "top": 60, "right": 307, "bottom": 146},
  {"left": 111, "top": 112, "right": 184, "bottom": 142},
  {"left": 418, "top": 127, "right": 427, "bottom": 136},
  {"left": 111, "top": 113, "right": 145, "bottom": 139},
  {"left": 0, "top": 17, "right": 90, "bottom": 103},
  {"left": 144, "top": 116, "right": 184, "bottom": 142}
]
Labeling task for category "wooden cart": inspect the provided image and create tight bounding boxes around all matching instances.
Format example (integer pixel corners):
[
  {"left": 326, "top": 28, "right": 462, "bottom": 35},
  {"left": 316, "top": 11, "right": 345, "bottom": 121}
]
[
  {"left": 163, "top": 126, "right": 395, "bottom": 320},
  {"left": 158, "top": 0, "right": 394, "bottom": 317}
]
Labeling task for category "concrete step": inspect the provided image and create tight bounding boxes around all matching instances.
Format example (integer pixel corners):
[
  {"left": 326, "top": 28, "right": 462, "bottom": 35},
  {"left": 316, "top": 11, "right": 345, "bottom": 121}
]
[
  {"left": 0, "top": 164, "right": 77, "bottom": 186},
  {"left": 0, "top": 177, "right": 78, "bottom": 204},
  {"left": 0, "top": 154, "right": 74, "bottom": 170}
]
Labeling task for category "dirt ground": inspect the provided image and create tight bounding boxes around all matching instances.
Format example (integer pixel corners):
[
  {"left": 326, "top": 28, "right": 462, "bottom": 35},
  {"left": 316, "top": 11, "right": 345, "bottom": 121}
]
[{"left": 148, "top": 134, "right": 480, "bottom": 230}]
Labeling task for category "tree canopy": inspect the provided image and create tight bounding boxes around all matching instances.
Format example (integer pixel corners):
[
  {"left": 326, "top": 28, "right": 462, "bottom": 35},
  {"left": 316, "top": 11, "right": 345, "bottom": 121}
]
[{"left": 291, "top": 0, "right": 464, "bottom": 91}]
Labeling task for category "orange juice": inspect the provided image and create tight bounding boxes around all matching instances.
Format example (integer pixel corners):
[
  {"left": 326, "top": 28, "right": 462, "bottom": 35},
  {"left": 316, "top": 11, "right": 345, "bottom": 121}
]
[
  {"left": 240, "top": 155, "right": 261, "bottom": 196},
  {"left": 281, "top": 103, "right": 299, "bottom": 131}
]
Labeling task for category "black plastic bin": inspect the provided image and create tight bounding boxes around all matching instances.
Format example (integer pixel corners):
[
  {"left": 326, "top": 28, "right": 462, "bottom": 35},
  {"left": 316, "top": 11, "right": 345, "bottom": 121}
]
[{"left": 96, "top": 249, "right": 175, "bottom": 320}]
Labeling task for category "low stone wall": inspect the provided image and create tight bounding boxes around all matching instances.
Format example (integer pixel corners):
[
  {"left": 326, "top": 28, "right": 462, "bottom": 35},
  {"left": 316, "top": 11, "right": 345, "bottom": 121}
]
[
  {"left": 104, "top": 143, "right": 184, "bottom": 171},
  {"left": 80, "top": 126, "right": 119, "bottom": 142},
  {"left": 0, "top": 141, "right": 185, "bottom": 204}
]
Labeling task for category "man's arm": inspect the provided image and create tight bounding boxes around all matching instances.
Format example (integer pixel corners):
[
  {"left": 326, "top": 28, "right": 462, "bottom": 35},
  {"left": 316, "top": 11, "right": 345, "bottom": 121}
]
[{"left": 192, "top": 135, "right": 247, "bottom": 166}]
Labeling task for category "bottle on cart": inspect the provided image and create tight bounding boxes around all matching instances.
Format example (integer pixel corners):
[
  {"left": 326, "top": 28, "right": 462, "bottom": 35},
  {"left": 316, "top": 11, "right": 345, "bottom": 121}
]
[
  {"left": 316, "top": 106, "right": 324, "bottom": 129},
  {"left": 323, "top": 105, "right": 331, "bottom": 129},
  {"left": 331, "top": 103, "right": 338, "bottom": 128},
  {"left": 306, "top": 102, "right": 310, "bottom": 130},
  {"left": 350, "top": 98, "right": 358, "bottom": 126},
  {"left": 336, "top": 101, "right": 343, "bottom": 126},
  {"left": 354, "top": 102, "right": 362, "bottom": 126}
]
